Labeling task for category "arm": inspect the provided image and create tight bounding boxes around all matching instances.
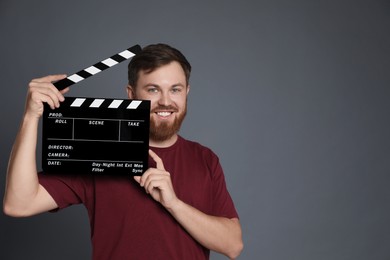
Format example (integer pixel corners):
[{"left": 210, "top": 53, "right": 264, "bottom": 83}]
[
  {"left": 3, "top": 75, "right": 69, "bottom": 217},
  {"left": 167, "top": 199, "right": 243, "bottom": 259},
  {"left": 134, "top": 150, "right": 244, "bottom": 259}
]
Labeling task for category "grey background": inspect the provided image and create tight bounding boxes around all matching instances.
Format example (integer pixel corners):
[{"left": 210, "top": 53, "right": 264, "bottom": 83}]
[{"left": 1, "top": 0, "right": 389, "bottom": 259}]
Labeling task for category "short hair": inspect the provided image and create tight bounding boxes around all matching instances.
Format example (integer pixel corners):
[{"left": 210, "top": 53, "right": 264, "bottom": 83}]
[{"left": 127, "top": 43, "right": 192, "bottom": 87}]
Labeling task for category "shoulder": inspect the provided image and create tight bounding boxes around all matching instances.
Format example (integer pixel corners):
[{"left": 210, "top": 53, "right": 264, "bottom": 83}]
[
  {"left": 179, "top": 136, "right": 215, "bottom": 154},
  {"left": 178, "top": 136, "right": 220, "bottom": 166}
]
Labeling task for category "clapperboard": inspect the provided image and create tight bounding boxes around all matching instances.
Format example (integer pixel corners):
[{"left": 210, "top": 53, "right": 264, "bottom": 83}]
[{"left": 42, "top": 44, "right": 150, "bottom": 175}]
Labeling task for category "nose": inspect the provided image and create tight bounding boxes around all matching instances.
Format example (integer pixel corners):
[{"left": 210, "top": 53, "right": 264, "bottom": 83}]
[{"left": 158, "top": 91, "right": 172, "bottom": 106}]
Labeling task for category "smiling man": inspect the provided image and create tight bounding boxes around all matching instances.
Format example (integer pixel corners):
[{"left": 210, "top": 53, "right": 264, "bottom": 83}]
[{"left": 4, "top": 43, "right": 243, "bottom": 259}]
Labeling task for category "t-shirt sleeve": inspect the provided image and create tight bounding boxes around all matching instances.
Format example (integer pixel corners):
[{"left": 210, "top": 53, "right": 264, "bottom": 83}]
[
  {"left": 38, "top": 172, "right": 89, "bottom": 210},
  {"left": 209, "top": 153, "right": 239, "bottom": 219}
]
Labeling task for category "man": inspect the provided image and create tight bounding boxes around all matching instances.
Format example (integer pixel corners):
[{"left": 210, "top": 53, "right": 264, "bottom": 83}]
[{"left": 4, "top": 43, "right": 243, "bottom": 259}]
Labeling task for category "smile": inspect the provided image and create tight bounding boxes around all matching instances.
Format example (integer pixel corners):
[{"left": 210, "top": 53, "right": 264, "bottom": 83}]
[{"left": 155, "top": 111, "right": 173, "bottom": 118}]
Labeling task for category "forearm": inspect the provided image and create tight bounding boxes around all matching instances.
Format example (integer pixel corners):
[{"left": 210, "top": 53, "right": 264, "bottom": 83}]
[
  {"left": 4, "top": 115, "right": 42, "bottom": 215},
  {"left": 167, "top": 200, "right": 243, "bottom": 259}
]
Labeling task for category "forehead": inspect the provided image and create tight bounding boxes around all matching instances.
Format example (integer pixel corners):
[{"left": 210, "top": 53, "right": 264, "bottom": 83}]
[{"left": 137, "top": 61, "right": 186, "bottom": 85}]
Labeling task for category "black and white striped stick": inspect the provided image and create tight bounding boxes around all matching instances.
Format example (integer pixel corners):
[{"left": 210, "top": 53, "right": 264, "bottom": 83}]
[{"left": 54, "top": 44, "right": 142, "bottom": 90}]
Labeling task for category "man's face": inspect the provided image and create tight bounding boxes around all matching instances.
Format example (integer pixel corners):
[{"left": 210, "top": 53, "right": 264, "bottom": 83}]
[{"left": 128, "top": 61, "right": 190, "bottom": 142}]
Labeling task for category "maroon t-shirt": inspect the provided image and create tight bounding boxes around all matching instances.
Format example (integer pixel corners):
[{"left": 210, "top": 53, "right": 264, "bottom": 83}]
[{"left": 39, "top": 136, "right": 238, "bottom": 260}]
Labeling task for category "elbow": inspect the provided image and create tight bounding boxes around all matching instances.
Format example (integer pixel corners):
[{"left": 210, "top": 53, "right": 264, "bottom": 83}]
[
  {"left": 227, "top": 239, "right": 244, "bottom": 259},
  {"left": 227, "top": 218, "right": 244, "bottom": 259},
  {"left": 3, "top": 202, "right": 20, "bottom": 217},
  {"left": 4, "top": 207, "right": 30, "bottom": 218},
  {"left": 3, "top": 202, "right": 17, "bottom": 217},
  {"left": 3, "top": 200, "right": 31, "bottom": 218}
]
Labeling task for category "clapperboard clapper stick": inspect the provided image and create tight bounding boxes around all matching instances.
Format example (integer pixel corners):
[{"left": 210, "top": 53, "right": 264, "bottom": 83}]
[{"left": 53, "top": 44, "right": 142, "bottom": 90}]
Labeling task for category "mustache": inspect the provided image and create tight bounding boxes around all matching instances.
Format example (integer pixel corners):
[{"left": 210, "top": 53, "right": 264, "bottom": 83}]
[{"left": 151, "top": 105, "right": 178, "bottom": 113}]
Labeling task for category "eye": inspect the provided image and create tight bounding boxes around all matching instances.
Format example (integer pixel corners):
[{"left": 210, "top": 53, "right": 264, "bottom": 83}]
[
  {"left": 147, "top": 87, "right": 159, "bottom": 93},
  {"left": 171, "top": 86, "right": 183, "bottom": 93}
]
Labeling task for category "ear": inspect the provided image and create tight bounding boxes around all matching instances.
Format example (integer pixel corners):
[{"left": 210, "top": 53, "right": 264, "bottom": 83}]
[
  {"left": 126, "top": 85, "right": 135, "bottom": 99},
  {"left": 186, "top": 84, "right": 190, "bottom": 95}
]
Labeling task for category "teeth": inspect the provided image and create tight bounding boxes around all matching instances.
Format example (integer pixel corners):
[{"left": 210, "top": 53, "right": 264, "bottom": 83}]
[{"left": 157, "top": 112, "right": 171, "bottom": 117}]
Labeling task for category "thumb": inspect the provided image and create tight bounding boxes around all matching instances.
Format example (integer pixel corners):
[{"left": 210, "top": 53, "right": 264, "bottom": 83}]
[{"left": 133, "top": 176, "right": 141, "bottom": 183}]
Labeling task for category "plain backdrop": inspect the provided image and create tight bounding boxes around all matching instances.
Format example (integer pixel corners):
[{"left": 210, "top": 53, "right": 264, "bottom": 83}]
[{"left": 1, "top": 0, "right": 390, "bottom": 259}]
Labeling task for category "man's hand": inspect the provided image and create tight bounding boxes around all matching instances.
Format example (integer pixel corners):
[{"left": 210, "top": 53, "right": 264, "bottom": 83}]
[
  {"left": 25, "top": 74, "right": 69, "bottom": 119},
  {"left": 134, "top": 150, "right": 243, "bottom": 258},
  {"left": 134, "top": 149, "right": 179, "bottom": 210}
]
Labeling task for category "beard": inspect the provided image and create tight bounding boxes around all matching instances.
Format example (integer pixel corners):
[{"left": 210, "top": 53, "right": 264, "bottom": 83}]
[{"left": 149, "top": 104, "right": 187, "bottom": 142}]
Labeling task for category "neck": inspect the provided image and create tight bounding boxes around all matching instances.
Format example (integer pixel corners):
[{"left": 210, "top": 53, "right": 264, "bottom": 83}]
[{"left": 149, "top": 134, "right": 178, "bottom": 148}]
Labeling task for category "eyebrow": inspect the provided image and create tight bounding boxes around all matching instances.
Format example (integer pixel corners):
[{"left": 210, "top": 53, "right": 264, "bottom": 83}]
[{"left": 142, "top": 83, "right": 186, "bottom": 88}]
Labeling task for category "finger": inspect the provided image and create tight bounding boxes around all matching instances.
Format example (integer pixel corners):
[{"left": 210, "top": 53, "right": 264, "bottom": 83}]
[
  {"left": 31, "top": 92, "right": 57, "bottom": 110},
  {"left": 145, "top": 175, "right": 168, "bottom": 194},
  {"left": 136, "top": 168, "right": 153, "bottom": 187},
  {"left": 149, "top": 149, "right": 165, "bottom": 170},
  {"left": 29, "top": 80, "right": 66, "bottom": 106},
  {"left": 60, "top": 86, "right": 70, "bottom": 95},
  {"left": 137, "top": 167, "right": 166, "bottom": 188},
  {"left": 31, "top": 74, "right": 67, "bottom": 83},
  {"left": 145, "top": 180, "right": 160, "bottom": 195},
  {"left": 28, "top": 83, "right": 61, "bottom": 108},
  {"left": 31, "top": 74, "right": 68, "bottom": 101}
]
